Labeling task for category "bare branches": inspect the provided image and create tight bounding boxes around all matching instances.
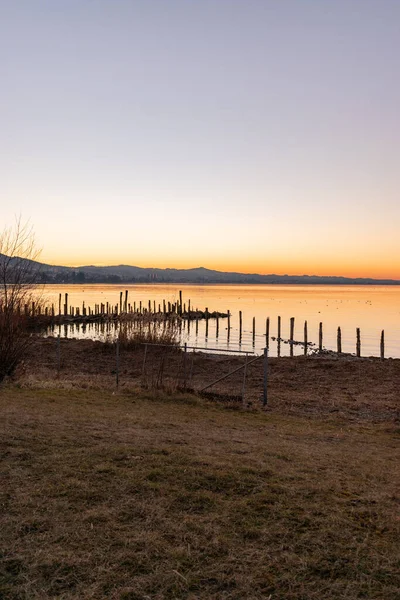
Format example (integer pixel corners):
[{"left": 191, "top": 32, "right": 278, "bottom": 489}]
[{"left": 0, "top": 218, "right": 42, "bottom": 381}]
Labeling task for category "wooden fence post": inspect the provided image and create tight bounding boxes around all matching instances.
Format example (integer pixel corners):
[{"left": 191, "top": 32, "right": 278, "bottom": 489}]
[
  {"left": 356, "top": 328, "right": 361, "bottom": 357},
  {"left": 263, "top": 347, "right": 268, "bottom": 407},
  {"left": 289, "top": 317, "right": 295, "bottom": 357},
  {"left": 239, "top": 311, "right": 242, "bottom": 340},
  {"left": 242, "top": 353, "right": 248, "bottom": 407},
  {"left": 304, "top": 321, "right": 308, "bottom": 356},
  {"left": 277, "top": 316, "right": 281, "bottom": 357},
  {"left": 337, "top": 327, "right": 342, "bottom": 354},
  {"left": 266, "top": 317, "right": 270, "bottom": 348},
  {"left": 319, "top": 322, "right": 323, "bottom": 352},
  {"left": 380, "top": 330, "right": 385, "bottom": 360},
  {"left": 116, "top": 338, "right": 120, "bottom": 388}
]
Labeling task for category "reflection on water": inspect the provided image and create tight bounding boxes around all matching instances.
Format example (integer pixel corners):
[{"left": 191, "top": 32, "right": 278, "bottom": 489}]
[{"left": 42, "top": 284, "right": 400, "bottom": 358}]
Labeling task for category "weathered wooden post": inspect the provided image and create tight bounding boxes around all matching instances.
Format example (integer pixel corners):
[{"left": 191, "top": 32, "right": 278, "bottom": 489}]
[
  {"left": 252, "top": 317, "right": 255, "bottom": 345},
  {"left": 183, "top": 342, "right": 187, "bottom": 389},
  {"left": 277, "top": 315, "right": 281, "bottom": 357},
  {"left": 239, "top": 311, "right": 243, "bottom": 340},
  {"left": 179, "top": 290, "right": 183, "bottom": 315},
  {"left": 205, "top": 307, "right": 209, "bottom": 338},
  {"left": 319, "top": 322, "right": 323, "bottom": 352},
  {"left": 265, "top": 317, "right": 270, "bottom": 348},
  {"left": 58, "top": 293, "right": 62, "bottom": 316},
  {"left": 64, "top": 293, "right": 68, "bottom": 316},
  {"left": 337, "top": 327, "right": 342, "bottom": 354},
  {"left": 380, "top": 330, "right": 385, "bottom": 360},
  {"left": 57, "top": 334, "right": 61, "bottom": 377},
  {"left": 124, "top": 290, "right": 128, "bottom": 312},
  {"left": 356, "top": 328, "right": 361, "bottom": 357},
  {"left": 289, "top": 317, "right": 295, "bottom": 357},
  {"left": 263, "top": 347, "right": 268, "bottom": 407},
  {"left": 119, "top": 292, "right": 123, "bottom": 314},
  {"left": 304, "top": 320, "right": 308, "bottom": 356},
  {"left": 116, "top": 338, "right": 120, "bottom": 388},
  {"left": 242, "top": 353, "right": 248, "bottom": 407},
  {"left": 216, "top": 314, "right": 219, "bottom": 339},
  {"left": 227, "top": 310, "right": 231, "bottom": 331}
]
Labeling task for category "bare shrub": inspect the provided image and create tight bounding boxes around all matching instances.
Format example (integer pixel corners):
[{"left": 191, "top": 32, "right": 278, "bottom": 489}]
[{"left": 0, "top": 219, "right": 42, "bottom": 381}]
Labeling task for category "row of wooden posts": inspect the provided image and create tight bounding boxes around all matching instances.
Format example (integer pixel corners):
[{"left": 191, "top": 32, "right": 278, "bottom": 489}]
[
  {"left": 4, "top": 290, "right": 218, "bottom": 320},
  {"left": 58, "top": 290, "right": 196, "bottom": 318},
  {"left": 3, "top": 288, "right": 388, "bottom": 358}
]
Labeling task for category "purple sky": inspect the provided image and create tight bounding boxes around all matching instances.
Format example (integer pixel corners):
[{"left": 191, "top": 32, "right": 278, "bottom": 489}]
[{"left": 1, "top": 1, "right": 399, "bottom": 277}]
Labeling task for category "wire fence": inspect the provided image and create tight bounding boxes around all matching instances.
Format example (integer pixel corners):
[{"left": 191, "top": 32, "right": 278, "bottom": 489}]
[{"left": 33, "top": 337, "right": 269, "bottom": 408}]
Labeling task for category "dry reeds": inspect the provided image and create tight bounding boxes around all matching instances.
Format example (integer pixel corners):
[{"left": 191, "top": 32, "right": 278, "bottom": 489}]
[{"left": 103, "top": 317, "right": 180, "bottom": 351}]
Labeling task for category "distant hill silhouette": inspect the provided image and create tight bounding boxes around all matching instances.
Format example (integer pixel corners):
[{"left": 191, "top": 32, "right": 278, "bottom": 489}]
[{"left": 2, "top": 255, "right": 399, "bottom": 285}]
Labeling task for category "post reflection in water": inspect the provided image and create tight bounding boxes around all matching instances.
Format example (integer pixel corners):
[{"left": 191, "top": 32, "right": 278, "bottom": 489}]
[{"left": 40, "top": 283, "right": 400, "bottom": 358}]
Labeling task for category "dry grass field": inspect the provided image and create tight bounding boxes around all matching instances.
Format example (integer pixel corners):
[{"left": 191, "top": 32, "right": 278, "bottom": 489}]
[{"left": 1, "top": 377, "right": 399, "bottom": 599}]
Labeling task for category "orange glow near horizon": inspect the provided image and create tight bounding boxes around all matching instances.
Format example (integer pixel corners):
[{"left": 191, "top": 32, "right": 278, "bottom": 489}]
[{"left": 39, "top": 250, "right": 400, "bottom": 281}]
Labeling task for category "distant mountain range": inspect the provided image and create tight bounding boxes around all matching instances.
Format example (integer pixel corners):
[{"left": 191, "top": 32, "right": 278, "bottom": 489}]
[{"left": 4, "top": 255, "right": 400, "bottom": 285}]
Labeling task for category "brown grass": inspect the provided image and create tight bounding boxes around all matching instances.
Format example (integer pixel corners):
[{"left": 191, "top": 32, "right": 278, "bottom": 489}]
[
  {"left": 1, "top": 385, "right": 399, "bottom": 599},
  {"left": 18, "top": 338, "right": 400, "bottom": 423}
]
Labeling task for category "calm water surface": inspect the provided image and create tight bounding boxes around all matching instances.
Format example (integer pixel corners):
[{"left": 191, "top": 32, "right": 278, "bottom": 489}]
[{"left": 42, "top": 284, "right": 400, "bottom": 358}]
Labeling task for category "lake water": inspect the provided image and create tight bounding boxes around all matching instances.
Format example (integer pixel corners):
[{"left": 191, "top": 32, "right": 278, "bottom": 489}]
[{"left": 41, "top": 284, "right": 400, "bottom": 358}]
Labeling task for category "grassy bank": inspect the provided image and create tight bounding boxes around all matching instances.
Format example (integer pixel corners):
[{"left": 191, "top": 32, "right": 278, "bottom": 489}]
[{"left": 1, "top": 386, "right": 399, "bottom": 599}]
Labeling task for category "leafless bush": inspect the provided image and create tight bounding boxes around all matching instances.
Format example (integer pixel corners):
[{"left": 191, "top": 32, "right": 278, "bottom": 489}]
[{"left": 0, "top": 218, "right": 42, "bottom": 381}]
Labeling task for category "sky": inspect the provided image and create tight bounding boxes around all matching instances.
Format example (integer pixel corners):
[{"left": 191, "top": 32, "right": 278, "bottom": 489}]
[{"left": 1, "top": 0, "right": 399, "bottom": 279}]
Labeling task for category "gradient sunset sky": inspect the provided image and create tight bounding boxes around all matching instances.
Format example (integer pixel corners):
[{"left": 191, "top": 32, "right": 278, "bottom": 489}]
[{"left": 1, "top": 1, "right": 399, "bottom": 279}]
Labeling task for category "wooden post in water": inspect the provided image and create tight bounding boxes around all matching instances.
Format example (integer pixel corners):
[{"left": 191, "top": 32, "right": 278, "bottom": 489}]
[
  {"left": 119, "top": 292, "right": 123, "bottom": 314},
  {"left": 58, "top": 294, "right": 62, "bottom": 316},
  {"left": 265, "top": 317, "right": 270, "bottom": 348},
  {"left": 179, "top": 290, "right": 183, "bottom": 315},
  {"left": 64, "top": 293, "right": 68, "bottom": 316},
  {"left": 163, "top": 300, "right": 166, "bottom": 314},
  {"left": 239, "top": 311, "right": 243, "bottom": 340},
  {"left": 188, "top": 299, "right": 191, "bottom": 313},
  {"left": 337, "top": 327, "right": 342, "bottom": 354},
  {"left": 124, "top": 290, "right": 128, "bottom": 312},
  {"left": 227, "top": 310, "right": 231, "bottom": 331},
  {"left": 148, "top": 300, "right": 151, "bottom": 314},
  {"left": 216, "top": 314, "right": 219, "bottom": 339},
  {"left": 319, "top": 322, "right": 323, "bottom": 352},
  {"left": 356, "top": 328, "right": 361, "bottom": 357},
  {"left": 252, "top": 317, "right": 255, "bottom": 345},
  {"left": 289, "top": 317, "right": 295, "bottom": 357},
  {"left": 205, "top": 308, "right": 209, "bottom": 338},
  {"left": 380, "top": 330, "right": 385, "bottom": 360},
  {"left": 139, "top": 301, "right": 142, "bottom": 314},
  {"left": 304, "top": 321, "right": 308, "bottom": 356}
]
